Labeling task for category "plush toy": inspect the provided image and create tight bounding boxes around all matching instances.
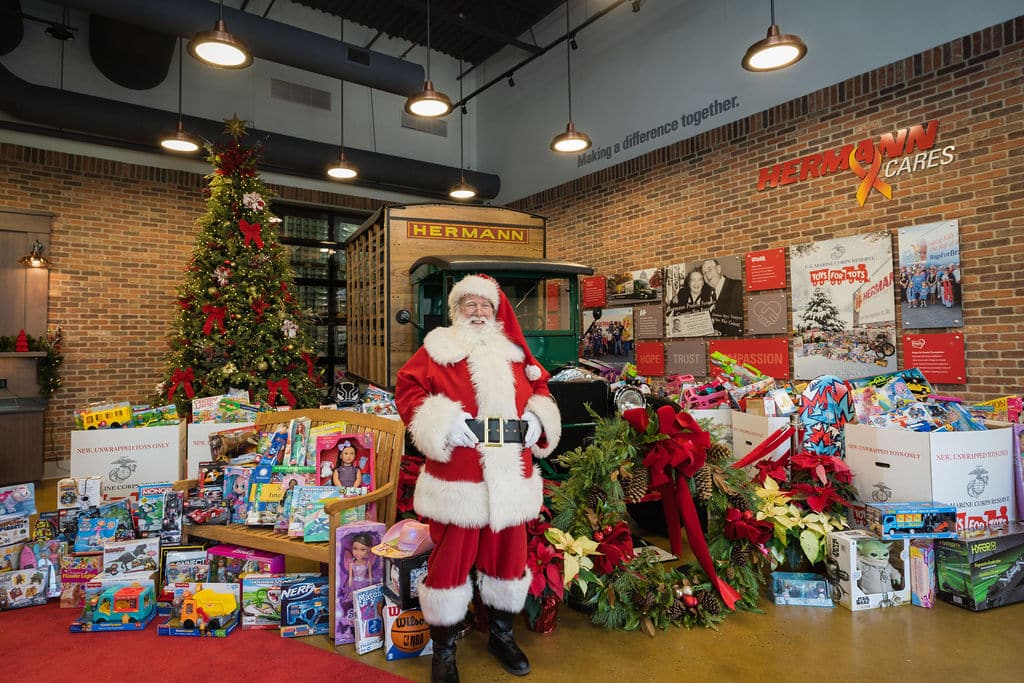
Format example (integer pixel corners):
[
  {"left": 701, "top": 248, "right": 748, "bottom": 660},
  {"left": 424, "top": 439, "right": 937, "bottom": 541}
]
[{"left": 857, "top": 539, "right": 902, "bottom": 593}]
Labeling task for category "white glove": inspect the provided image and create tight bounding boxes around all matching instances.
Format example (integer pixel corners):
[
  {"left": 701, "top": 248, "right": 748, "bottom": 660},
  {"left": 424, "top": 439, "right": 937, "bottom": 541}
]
[
  {"left": 522, "top": 410, "right": 542, "bottom": 448},
  {"left": 447, "top": 411, "right": 479, "bottom": 448}
]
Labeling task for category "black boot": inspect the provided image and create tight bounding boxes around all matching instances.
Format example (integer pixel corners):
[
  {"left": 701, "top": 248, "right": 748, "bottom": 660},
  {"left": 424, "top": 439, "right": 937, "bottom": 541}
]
[
  {"left": 486, "top": 609, "right": 531, "bottom": 676},
  {"left": 430, "top": 625, "right": 460, "bottom": 683}
]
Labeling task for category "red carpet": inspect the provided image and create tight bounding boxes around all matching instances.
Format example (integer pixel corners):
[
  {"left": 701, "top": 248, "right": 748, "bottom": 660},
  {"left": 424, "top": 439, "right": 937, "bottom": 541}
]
[{"left": 3, "top": 602, "right": 413, "bottom": 683}]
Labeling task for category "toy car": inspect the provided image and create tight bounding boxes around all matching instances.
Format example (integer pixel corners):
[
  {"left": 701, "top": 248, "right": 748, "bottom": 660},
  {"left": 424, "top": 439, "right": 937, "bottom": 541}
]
[{"left": 180, "top": 588, "right": 237, "bottom": 630}]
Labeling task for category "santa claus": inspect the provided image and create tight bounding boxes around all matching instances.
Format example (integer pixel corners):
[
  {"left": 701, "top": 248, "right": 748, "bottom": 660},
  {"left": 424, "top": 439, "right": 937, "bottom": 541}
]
[{"left": 395, "top": 273, "right": 561, "bottom": 683}]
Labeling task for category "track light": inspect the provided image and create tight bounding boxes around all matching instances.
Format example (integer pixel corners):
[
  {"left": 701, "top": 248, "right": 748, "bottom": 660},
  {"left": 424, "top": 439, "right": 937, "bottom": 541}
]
[
  {"left": 742, "top": 0, "right": 807, "bottom": 72},
  {"left": 405, "top": 0, "right": 452, "bottom": 118},
  {"left": 188, "top": 0, "right": 252, "bottom": 69},
  {"left": 551, "top": 4, "right": 592, "bottom": 154}
]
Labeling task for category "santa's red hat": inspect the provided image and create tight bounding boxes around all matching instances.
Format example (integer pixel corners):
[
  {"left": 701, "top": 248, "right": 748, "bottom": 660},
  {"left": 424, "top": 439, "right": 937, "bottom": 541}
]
[{"left": 448, "top": 273, "right": 548, "bottom": 382}]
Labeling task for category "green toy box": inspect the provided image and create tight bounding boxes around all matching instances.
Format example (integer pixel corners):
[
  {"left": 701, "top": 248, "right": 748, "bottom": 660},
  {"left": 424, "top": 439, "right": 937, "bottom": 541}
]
[{"left": 936, "top": 522, "right": 1024, "bottom": 611}]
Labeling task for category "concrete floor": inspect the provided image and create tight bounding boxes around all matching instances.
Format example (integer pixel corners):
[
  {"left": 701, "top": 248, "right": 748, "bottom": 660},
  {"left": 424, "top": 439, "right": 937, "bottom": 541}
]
[{"left": 33, "top": 481, "right": 1022, "bottom": 682}]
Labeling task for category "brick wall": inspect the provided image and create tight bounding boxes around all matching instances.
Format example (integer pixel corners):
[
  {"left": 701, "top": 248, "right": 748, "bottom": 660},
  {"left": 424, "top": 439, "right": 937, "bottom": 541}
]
[
  {"left": 511, "top": 18, "right": 1024, "bottom": 401},
  {"left": 0, "top": 145, "right": 381, "bottom": 465}
]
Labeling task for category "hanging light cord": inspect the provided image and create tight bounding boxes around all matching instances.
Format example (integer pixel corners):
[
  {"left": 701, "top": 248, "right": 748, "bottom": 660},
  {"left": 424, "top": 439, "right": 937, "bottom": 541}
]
[
  {"left": 177, "top": 38, "right": 184, "bottom": 122},
  {"left": 425, "top": 0, "right": 432, "bottom": 79},
  {"left": 458, "top": 62, "right": 465, "bottom": 176},
  {"left": 770, "top": 0, "right": 776, "bottom": 26},
  {"left": 339, "top": 17, "right": 345, "bottom": 151},
  {"left": 565, "top": 3, "right": 573, "bottom": 122}
]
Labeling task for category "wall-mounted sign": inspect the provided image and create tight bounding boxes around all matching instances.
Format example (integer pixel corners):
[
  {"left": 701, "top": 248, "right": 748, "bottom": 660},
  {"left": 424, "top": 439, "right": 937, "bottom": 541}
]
[
  {"left": 901, "top": 333, "right": 965, "bottom": 384},
  {"left": 665, "top": 341, "right": 707, "bottom": 378},
  {"left": 746, "top": 291, "right": 788, "bottom": 335},
  {"left": 581, "top": 276, "right": 607, "bottom": 309},
  {"left": 756, "top": 120, "right": 956, "bottom": 206},
  {"left": 634, "top": 304, "right": 665, "bottom": 340},
  {"left": 897, "top": 220, "right": 962, "bottom": 329},
  {"left": 407, "top": 221, "right": 529, "bottom": 243},
  {"left": 635, "top": 342, "right": 665, "bottom": 377},
  {"left": 707, "top": 338, "right": 790, "bottom": 379},
  {"left": 745, "top": 248, "right": 786, "bottom": 291}
]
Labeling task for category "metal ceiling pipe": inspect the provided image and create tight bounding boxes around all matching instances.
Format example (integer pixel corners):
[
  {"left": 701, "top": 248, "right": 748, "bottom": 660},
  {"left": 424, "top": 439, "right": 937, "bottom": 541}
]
[
  {"left": 0, "top": 63, "right": 500, "bottom": 199},
  {"left": 59, "top": 0, "right": 425, "bottom": 96}
]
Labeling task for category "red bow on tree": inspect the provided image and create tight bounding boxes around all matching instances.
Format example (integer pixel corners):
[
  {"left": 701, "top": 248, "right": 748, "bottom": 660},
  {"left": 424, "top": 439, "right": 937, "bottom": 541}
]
[
  {"left": 266, "top": 377, "right": 296, "bottom": 407},
  {"left": 168, "top": 367, "right": 195, "bottom": 400},
  {"left": 623, "top": 406, "right": 740, "bottom": 610},
  {"left": 250, "top": 297, "right": 269, "bottom": 321},
  {"left": 202, "top": 304, "right": 227, "bottom": 336},
  {"left": 724, "top": 507, "right": 773, "bottom": 546},
  {"left": 239, "top": 219, "right": 264, "bottom": 248}
]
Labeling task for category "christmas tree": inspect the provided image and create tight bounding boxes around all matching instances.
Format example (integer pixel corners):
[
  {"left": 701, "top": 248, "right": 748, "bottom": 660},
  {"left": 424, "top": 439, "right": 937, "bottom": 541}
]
[
  {"left": 158, "top": 117, "right": 323, "bottom": 416},
  {"left": 797, "top": 287, "right": 844, "bottom": 332}
]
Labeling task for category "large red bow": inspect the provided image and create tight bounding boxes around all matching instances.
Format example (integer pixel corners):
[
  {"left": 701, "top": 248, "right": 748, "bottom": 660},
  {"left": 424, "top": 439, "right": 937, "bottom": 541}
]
[
  {"left": 724, "top": 507, "right": 773, "bottom": 546},
  {"left": 250, "top": 297, "right": 269, "bottom": 322},
  {"left": 592, "top": 521, "right": 635, "bottom": 575},
  {"left": 623, "top": 405, "right": 740, "bottom": 610},
  {"left": 239, "top": 219, "right": 264, "bottom": 248},
  {"left": 202, "top": 304, "right": 227, "bottom": 336},
  {"left": 168, "top": 367, "right": 195, "bottom": 400},
  {"left": 266, "top": 377, "right": 296, "bottom": 407}
]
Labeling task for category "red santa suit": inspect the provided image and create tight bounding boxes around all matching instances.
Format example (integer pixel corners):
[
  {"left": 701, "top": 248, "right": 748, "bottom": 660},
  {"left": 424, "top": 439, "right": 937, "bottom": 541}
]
[{"left": 395, "top": 275, "right": 561, "bottom": 627}]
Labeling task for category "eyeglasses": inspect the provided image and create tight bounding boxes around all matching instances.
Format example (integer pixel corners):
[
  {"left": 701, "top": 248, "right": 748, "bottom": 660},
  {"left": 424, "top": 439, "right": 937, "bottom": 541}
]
[{"left": 460, "top": 300, "right": 494, "bottom": 313}]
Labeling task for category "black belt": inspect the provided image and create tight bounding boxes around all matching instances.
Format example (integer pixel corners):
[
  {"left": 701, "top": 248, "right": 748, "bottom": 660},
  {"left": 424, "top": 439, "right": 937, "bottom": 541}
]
[{"left": 465, "top": 418, "right": 528, "bottom": 446}]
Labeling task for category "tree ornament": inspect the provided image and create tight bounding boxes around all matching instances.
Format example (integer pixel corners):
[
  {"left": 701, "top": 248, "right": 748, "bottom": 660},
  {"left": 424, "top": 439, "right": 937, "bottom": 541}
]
[
  {"left": 239, "top": 218, "right": 264, "bottom": 248},
  {"left": 257, "top": 361, "right": 268, "bottom": 372},
  {"left": 213, "top": 266, "right": 231, "bottom": 286},
  {"left": 221, "top": 362, "right": 238, "bottom": 376},
  {"left": 242, "top": 191, "right": 266, "bottom": 211},
  {"left": 281, "top": 319, "right": 299, "bottom": 339},
  {"left": 224, "top": 114, "right": 248, "bottom": 139}
]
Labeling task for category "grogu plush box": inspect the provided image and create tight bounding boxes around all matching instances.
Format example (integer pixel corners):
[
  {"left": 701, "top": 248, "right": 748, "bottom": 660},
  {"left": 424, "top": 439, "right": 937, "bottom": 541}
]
[{"left": 826, "top": 529, "right": 911, "bottom": 611}]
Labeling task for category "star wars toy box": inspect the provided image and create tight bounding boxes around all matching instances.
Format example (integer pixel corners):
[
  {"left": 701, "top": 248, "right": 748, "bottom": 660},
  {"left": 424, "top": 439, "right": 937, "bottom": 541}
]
[
  {"left": 845, "top": 423, "right": 1016, "bottom": 532},
  {"left": 205, "top": 544, "right": 284, "bottom": 583},
  {"left": 383, "top": 596, "right": 433, "bottom": 661},
  {"left": 826, "top": 530, "right": 910, "bottom": 611},
  {"left": 936, "top": 522, "right": 1024, "bottom": 611},
  {"left": 770, "top": 572, "right": 834, "bottom": 607},
  {"left": 860, "top": 501, "right": 958, "bottom": 539}
]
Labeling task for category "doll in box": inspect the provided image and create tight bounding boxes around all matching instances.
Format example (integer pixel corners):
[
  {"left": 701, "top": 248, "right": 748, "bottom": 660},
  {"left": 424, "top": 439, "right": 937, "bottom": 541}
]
[
  {"left": 334, "top": 521, "right": 385, "bottom": 645},
  {"left": 857, "top": 539, "right": 903, "bottom": 594}
]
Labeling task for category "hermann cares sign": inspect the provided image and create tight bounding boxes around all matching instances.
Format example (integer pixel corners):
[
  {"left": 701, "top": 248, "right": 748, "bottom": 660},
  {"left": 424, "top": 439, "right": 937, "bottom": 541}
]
[{"left": 756, "top": 120, "right": 955, "bottom": 206}]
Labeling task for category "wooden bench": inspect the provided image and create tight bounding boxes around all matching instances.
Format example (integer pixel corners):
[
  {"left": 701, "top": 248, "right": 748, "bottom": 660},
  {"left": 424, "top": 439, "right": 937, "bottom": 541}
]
[{"left": 173, "top": 408, "right": 406, "bottom": 633}]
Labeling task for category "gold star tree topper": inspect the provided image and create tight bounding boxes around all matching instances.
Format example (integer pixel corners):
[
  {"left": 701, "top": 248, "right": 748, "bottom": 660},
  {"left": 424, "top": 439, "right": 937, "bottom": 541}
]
[{"left": 224, "top": 114, "right": 249, "bottom": 140}]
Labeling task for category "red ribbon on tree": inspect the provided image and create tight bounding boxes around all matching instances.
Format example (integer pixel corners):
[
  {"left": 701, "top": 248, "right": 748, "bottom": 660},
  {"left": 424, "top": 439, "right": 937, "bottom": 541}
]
[
  {"left": 266, "top": 377, "right": 296, "bottom": 407},
  {"left": 622, "top": 406, "right": 741, "bottom": 610},
  {"left": 168, "top": 367, "right": 195, "bottom": 400},
  {"left": 202, "top": 305, "right": 227, "bottom": 336},
  {"left": 239, "top": 219, "right": 264, "bottom": 248},
  {"left": 301, "top": 353, "right": 316, "bottom": 380},
  {"left": 251, "top": 297, "right": 269, "bottom": 321}
]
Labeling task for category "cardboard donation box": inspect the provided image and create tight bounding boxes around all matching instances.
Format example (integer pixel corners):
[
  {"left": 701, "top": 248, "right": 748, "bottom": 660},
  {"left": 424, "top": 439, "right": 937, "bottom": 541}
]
[
  {"left": 70, "top": 422, "right": 186, "bottom": 499},
  {"left": 186, "top": 422, "right": 254, "bottom": 479},
  {"left": 731, "top": 410, "right": 791, "bottom": 464},
  {"left": 845, "top": 424, "right": 1016, "bottom": 531}
]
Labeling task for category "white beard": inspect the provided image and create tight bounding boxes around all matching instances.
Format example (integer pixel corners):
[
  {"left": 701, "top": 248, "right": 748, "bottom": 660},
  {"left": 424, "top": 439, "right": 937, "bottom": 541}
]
[{"left": 454, "top": 315, "right": 504, "bottom": 348}]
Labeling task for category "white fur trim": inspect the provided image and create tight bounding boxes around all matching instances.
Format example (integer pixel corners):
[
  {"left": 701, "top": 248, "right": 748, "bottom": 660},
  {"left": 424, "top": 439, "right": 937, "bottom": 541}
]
[
  {"left": 481, "top": 444, "right": 544, "bottom": 532},
  {"left": 477, "top": 570, "right": 531, "bottom": 613},
  {"left": 418, "top": 577, "right": 473, "bottom": 626},
  {"left": 466, "top": 345, "right": 520, "bottom": 420},
  {"left": 408, "top": 394, "right": 465, "bottom": 463},
  {"left": 448, "top": 274, "right": 500, "bottom": 312},
  {"left": 525, "top": 365, "right": 541, "bottom": 382},
  {"left": 525, "top": 394, "right": 561, "bottom": 459},
  {"left": 423, "top": 325, "right": 523, "bottom": 367},
  {"left": 414, "top": 471, "right": 490, "bottom": 528}
]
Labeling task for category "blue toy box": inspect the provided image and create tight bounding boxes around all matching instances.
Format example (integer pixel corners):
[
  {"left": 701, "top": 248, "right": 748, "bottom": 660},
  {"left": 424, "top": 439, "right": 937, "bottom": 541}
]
[
  {"left": 770, "top": 572, "right": 834, "bottom": 607},
  {"left": 863, "top": 501, "right": 958, "bottom": 539}
]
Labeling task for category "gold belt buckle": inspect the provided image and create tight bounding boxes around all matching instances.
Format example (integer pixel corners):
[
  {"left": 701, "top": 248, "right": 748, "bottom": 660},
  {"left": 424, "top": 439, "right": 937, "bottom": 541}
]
[{"left": 484, "top": 416, "right": 504, "bottom": 447}]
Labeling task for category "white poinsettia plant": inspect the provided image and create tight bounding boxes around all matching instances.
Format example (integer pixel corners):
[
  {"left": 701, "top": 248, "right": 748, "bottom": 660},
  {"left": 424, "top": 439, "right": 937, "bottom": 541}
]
[
  {"left": 754, "top": 476, "right": 849, "bottom": 569},
  {"left": 544, "top": 527, "right": 602, "bottom": 594}
]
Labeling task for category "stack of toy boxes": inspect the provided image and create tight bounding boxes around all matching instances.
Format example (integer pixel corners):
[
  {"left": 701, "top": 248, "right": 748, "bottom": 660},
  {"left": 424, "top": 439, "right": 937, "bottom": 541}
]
[
  {"left": 0, "top": 484, "right": 50, "bottom": 612},
  {"left": 826, "top": 529, "right": 911, "bottom": 611},
  {"left": 936, "top": 521, "right": 1024, "bottom": 611}
]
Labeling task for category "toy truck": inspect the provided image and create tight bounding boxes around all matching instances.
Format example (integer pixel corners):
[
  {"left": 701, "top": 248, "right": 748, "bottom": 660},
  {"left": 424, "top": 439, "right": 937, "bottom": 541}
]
[
  {"left": 92, "top": 585, "right": 155, "bottom": 624},
  {"left": 180, "top": 588, "right": 238, "bottom": 630}
]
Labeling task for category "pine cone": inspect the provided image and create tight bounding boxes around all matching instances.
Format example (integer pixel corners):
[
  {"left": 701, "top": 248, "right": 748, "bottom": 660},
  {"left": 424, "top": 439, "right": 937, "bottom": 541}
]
[
  {"left": 706, "top": 442, "right": 732, "bottom": 463},
  {"left": 727, "top": 494, "right": 750, "bottom": 512},
  {"left": 622, "top": 466, "right": 650, "bottom": 503},
  {"left": 635, "top": 590, "right": 657, "bottom": 613},
  {"left": 667, "top": 599, "right": 685, "bottom": 620},
  {"left": 731, "top": 542, "right": 750, "bottom": 568},
  {"left": 697, "top": 590, "right": 721, "bottom": 616},
  {"left": 693, "top": 465, "right": 713, "bottom": 502},
  {"left": 585, "top": 486, "right": 607, "bottom": 510}
]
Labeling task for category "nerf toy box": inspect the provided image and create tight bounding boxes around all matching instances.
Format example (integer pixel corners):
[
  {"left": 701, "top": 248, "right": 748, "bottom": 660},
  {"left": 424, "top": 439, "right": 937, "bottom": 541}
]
[
  {"left": 861, "top": 501, "right": 958, "bottom": 539},
  {"left": 770, "top": 572, "right": 833, "bottom": 607},
  {"left": 826, "top": 530, "right": 910, "bottom": 611},
  {"left": 936, "top": 522, "right": 1024, "bottom": 611},
  {"left": 279, "top": 575, "right": 330, "bottom": 637}
]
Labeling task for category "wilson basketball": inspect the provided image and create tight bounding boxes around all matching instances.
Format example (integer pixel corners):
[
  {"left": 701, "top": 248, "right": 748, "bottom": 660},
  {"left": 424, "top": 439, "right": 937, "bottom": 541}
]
[{"left": 389, "top": 608, "right": 430, "bottom": 653}]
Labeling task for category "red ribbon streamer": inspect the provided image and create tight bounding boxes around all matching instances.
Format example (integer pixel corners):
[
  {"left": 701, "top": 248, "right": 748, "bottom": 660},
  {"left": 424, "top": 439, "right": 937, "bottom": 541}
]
[
  {"left": 267, "top": 377, "right": 296, "bottom": 407},
  {"left": 202, "top": 305, "right": 227, "bottom": 336},
  {"left": 301, "top": 352, "right": 316, "bottom": 380},
  {"left": 239, "top": 219, "right": 264, "bottom": 248},
  {"left": 848, "top": 144, "right": 893, "bottom": 206},
  {"left": 731, "top": 425, "right": 795, "bottom": 470},
  {"left": 168, "top": 367, "right": 195, "bottom": 400},
  {"left": 625, "top": 405, "right": 740, "bottom": 610}
]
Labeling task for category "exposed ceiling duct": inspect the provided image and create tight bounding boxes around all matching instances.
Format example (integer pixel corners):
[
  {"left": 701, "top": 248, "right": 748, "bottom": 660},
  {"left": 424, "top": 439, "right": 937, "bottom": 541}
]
[
  {"left": 58, "top": 0, "right": 425, "bottom": 96},
  {"left": 0, "top": 62, "right": 500, "bottom": 199}
]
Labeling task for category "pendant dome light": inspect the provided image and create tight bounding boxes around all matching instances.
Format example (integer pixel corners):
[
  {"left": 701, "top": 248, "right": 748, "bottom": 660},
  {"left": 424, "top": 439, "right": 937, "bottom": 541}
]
[
  {"left": 741, "top": 0, "right": 807, "bottom": 72},
  {"left": 551, "top": 2, "right": 591, "bottom": 154},
  {"left": 404, "top": 0, "right": 452, "bottom": 118},
  {"left": 188, "top": 0, "right": 253, "bottom": 69},
  {"left": 449, "top": 65, "right": 476, "bottom": 200},
  {"left": 327, "top": 18, "right": 358, "bottom": 180},
  {"left": 160, "top": 39, "right": 200, "bottom": 153}
]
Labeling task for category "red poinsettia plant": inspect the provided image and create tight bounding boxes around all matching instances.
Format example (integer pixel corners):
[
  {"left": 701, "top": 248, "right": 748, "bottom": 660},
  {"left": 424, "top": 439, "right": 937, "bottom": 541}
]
[{"left": 526, "top": 514, "right": 565, "bottom": 603}]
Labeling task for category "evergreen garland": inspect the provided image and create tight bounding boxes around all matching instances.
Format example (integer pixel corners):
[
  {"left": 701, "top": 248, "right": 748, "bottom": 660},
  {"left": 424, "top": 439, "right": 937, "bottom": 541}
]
[{"left": 0, "top": 329, "right": 64, "bottom": 397}]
